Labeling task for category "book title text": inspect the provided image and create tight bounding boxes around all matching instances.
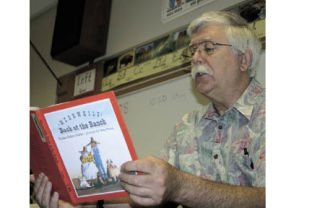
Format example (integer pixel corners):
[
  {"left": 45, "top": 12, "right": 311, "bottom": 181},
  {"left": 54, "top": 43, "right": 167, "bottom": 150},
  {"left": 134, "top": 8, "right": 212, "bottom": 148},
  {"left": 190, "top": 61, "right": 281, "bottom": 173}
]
[{"left": 59, "top": 119, "right": 107, "bottom": 134}]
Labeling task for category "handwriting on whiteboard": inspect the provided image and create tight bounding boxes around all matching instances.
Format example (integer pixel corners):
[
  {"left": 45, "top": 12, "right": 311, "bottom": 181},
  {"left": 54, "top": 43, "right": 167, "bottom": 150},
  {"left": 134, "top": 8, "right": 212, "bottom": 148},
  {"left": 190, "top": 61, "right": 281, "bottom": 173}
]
[
  {"left": 119, "top": 101, "right": 129, "bottom": 115},
  {"left": 149, "top": 92, "right": 186, "bottom": 106}
]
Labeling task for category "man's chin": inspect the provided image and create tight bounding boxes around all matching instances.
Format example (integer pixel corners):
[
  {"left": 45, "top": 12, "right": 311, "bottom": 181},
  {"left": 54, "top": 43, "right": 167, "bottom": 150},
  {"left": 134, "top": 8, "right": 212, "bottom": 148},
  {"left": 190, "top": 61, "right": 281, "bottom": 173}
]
[{"left": 195, "top": 82, "right": 211, "bottom": 94}]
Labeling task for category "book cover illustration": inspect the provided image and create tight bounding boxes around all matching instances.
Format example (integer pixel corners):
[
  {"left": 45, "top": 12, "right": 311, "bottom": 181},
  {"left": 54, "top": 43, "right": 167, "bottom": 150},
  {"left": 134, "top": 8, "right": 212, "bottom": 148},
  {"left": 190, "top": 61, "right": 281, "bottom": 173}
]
[{"left": 43, "top": 97, "right": 133, "bottom": 198}]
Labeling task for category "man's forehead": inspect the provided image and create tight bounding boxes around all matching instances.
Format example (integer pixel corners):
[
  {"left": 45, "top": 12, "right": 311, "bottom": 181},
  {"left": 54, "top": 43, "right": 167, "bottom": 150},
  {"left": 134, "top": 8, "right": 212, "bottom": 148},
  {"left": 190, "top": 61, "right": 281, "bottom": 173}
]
[
  {"left": 190, "top": 23, "right": 227, "bottom": 44},
  {"left": 190, "top": 37, "right": 215, "bottom": 45}
]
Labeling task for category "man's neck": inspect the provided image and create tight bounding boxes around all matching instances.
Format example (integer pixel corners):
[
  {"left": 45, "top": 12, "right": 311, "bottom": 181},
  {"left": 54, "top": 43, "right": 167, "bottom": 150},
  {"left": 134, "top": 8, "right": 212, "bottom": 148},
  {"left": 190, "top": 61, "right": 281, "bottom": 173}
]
[{"left": 211, "top": 77, "right": 250, "bottom": 116}]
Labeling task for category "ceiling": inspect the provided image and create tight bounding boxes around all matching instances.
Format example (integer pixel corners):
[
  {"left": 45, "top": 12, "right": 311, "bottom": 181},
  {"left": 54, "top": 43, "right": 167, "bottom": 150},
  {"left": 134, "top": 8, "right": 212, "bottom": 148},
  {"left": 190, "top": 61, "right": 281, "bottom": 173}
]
[{"left": 30, "top": 0, "right": 58, "bottom": 20}]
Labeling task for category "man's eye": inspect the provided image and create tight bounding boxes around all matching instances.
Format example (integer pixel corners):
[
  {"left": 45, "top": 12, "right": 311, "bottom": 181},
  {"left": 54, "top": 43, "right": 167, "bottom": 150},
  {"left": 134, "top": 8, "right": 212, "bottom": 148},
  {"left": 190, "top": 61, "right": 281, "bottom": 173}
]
[
  {"left": 204, "top": 47, "right": 215, "bottom": 54},
  {"left": 190, "top": 47, "right": 197, "bottom": 54}
]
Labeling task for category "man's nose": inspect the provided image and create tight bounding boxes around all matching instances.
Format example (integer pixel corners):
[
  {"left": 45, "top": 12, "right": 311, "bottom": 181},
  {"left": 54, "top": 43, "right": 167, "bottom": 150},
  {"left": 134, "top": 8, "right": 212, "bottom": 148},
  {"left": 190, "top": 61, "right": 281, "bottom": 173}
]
[{"left": 192, "top": 48, "right": 204, "bottom": 65}]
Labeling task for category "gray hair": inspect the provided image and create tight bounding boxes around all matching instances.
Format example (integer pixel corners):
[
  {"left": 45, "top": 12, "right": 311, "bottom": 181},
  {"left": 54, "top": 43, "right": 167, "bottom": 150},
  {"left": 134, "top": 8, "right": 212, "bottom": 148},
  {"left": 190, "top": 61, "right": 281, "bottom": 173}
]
[{"left": 187, "top": 11, "right": 262, "bottom": 77}]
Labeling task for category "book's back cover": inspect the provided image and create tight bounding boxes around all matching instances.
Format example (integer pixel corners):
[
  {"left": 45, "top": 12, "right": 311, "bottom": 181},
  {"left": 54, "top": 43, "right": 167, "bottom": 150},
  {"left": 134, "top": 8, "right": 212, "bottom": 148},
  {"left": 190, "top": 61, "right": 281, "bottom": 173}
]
[
  {"left": 30, "top": 91, "right": 137, "bottom": 204},
  {"left": 30, "top": 111, "right": 72, "bottom": 202}
]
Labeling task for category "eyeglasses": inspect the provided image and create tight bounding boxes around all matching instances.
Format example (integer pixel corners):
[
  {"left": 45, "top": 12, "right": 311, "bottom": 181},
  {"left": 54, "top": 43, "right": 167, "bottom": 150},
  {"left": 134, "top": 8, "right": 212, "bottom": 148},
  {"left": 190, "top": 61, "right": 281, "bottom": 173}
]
[{"left": 187, "top": 40, "right": 232, "bottom": 57}]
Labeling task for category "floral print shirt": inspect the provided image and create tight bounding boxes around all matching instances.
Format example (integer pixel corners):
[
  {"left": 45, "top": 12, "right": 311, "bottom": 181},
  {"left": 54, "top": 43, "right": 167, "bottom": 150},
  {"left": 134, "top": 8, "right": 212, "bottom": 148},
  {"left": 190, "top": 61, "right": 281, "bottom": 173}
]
[{"left": 161, "top": 79, "right": 265, "bottom": 187}]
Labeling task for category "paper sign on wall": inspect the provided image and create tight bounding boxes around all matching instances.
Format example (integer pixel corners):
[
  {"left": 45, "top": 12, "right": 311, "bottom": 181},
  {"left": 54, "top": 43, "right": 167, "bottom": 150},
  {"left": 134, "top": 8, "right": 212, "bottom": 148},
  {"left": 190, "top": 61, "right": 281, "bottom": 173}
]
[{"left": 74, "top": 68, "right": 96, "bottom": 97}]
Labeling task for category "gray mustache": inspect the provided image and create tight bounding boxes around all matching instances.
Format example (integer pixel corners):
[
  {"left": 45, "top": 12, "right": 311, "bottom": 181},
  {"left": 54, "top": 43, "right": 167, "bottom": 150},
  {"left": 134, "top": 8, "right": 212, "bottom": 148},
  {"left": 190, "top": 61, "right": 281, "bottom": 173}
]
[{"left": 191, "top": 65, "right": 212, "bottom": 79}]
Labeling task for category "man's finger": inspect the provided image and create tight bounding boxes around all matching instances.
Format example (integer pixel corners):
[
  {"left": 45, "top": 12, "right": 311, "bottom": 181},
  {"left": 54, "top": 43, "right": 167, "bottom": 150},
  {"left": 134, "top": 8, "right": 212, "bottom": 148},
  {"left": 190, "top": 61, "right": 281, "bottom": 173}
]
[
  {"left": 34, "top": 172, "right": 44, "bottom": 193},
  {"left": 49, "top": 192, "right": 59, "bottom": 208},
  {"left": 121, "top": 158, "right": 155, "bottom": 174},
  {"left": 119, "top": 172, "right": 154, "bottom": 188},
  {"left": 35, "top": 174, "right": 48, "bottom": 203},
  {"left": 30, "top": 174, "right": 35, "bottom": 183},
  {"left": 121, "top": 161, "right": 144, "bottom": 172},
  {"left": 120, "top": 181, "right": 151, "bottom": 198},
  {"left": 129, "top": 193, "right": 155, "bottom": 207},
  {"left": 40, "top": 181, "right": 52, "bottom": 207}
]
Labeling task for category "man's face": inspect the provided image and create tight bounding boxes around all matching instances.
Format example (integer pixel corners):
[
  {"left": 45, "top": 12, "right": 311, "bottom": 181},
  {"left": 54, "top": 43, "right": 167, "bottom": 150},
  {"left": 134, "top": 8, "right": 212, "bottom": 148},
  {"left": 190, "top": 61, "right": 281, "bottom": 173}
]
[{"left": 190, "top": 24, "right": 243, "bottom": 99}]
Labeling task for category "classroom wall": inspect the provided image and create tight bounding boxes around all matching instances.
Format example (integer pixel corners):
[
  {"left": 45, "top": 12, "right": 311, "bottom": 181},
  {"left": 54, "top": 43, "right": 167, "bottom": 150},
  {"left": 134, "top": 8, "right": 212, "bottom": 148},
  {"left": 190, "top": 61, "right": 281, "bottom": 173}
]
[
  {"left": 30, "top": 0, "right": 247, "bottom": 108},
  {"left": 30, "top": 0, "right": 263, "bottom": 157}
]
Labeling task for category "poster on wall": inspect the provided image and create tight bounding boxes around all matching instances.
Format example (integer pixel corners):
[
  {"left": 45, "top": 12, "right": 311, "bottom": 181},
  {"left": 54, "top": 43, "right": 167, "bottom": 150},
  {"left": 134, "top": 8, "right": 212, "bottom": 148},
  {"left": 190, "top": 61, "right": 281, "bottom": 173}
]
[
  {"left": 118, "top": 50, "right": 135, "bottom": 71},
  {"left": 162, "top": 0, "right": 216, "bottom": 23},
  {"left": 104, "top": 58, "right": 118, "bottom": 77},
  {"left": 135, "top": 43, "right": 154, "bottom": 64}
]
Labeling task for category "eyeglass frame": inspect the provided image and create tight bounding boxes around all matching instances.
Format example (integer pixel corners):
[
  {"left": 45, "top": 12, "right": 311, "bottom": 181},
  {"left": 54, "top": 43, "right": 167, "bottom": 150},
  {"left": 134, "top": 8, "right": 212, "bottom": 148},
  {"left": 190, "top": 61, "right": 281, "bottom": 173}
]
[{"left": 186, "top": 40, "right": 232, "bottom": 57}]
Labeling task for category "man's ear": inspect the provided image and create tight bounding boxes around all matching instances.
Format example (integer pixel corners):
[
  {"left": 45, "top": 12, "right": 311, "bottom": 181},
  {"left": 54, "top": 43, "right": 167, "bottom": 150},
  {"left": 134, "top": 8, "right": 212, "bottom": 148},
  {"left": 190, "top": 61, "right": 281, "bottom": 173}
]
[{"left": 239, "top": 49, "right": 252, "bottom": 72}]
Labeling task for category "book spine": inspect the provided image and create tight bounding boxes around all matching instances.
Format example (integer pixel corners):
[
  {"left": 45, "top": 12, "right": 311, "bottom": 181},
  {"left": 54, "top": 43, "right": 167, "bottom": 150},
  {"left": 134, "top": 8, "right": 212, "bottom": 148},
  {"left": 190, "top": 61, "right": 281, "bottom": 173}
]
[{"left": 35, "top": 111, "right": 76, "bottom": 203}]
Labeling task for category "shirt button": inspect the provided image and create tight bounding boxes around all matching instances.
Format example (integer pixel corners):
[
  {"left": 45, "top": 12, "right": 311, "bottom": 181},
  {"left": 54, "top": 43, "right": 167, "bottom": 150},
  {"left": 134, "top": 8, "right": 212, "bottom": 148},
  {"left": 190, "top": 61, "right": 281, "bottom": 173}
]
[
  {"left": 218, "top": 125, "right": 223, "bottom": 129},
  {"left": 213, "top": 154, "right": 218, "bottom": 159}
]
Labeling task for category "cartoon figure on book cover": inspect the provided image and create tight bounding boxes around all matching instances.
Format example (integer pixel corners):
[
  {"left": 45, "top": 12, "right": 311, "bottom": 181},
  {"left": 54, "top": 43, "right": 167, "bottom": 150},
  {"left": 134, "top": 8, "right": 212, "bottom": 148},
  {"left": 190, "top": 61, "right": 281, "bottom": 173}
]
[
  {"left": 107, "top": 160, "right": 120, "bottom": 183},
  {"left": 87, "top": 137, "right": 108, "bottom": 180},
  {"left": 79, "top": 146, "right": 98, "bottom": 187}
]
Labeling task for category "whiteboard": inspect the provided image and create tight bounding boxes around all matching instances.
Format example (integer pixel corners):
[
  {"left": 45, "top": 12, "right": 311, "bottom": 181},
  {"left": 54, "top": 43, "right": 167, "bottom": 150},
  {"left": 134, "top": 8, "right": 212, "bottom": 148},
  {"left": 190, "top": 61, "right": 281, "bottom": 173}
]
[{"left": 117, "top": 51, "right": 265, "bottom": 158}]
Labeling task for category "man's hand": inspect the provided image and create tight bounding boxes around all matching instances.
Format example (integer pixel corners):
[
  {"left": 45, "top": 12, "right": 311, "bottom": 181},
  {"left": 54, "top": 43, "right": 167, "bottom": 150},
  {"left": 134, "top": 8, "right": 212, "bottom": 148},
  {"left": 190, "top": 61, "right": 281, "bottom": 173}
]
[
  {"left": 30, "top": 173, "right": 74, "bottom": 208},
  {"left": 119, "top": 156, "right": 179, "bottom": 207},
  {"left": 119, "top": 156, "right": 265, "bottom": 208}
]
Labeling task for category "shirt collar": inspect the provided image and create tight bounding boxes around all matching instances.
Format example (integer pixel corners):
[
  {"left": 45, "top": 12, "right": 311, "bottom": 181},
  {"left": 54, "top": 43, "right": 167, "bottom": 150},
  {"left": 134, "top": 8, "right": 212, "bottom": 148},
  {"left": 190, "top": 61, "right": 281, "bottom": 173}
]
[
  {"left": 203, "top": 103, "right": 216, "bottom": 119},
  {"left": 202, "top": 79, "right": 264, "bottom": 121},
  {"left": 233, "top": 78, "right": 264, "bottom": 120}
]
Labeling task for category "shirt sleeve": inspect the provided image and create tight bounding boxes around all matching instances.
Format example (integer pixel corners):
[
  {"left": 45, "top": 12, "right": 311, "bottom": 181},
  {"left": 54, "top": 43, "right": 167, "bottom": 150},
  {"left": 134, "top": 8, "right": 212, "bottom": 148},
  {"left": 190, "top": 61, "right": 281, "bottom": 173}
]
[
  {"left": 250, "top": 99, "right": 265, "bottom": 188},
  {"left": 160, "top": 122, "right": 180, "bottom": 168},
  {"left": 160, "top": 110, "right": 201, "bottom": 170}
]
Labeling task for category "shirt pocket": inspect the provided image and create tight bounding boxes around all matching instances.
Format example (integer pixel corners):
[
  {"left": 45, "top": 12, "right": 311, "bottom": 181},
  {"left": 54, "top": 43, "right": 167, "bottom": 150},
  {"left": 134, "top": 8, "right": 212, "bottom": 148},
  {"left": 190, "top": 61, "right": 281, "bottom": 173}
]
[{"left": 228, "top": 151, "right": 255, "bottom": 186}]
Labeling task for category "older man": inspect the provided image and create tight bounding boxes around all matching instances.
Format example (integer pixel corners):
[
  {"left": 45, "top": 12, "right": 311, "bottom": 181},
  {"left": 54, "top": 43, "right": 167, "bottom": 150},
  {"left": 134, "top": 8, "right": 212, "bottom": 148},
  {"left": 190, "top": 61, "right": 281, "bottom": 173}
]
[
  {"left": 119, "top": 11, "right": 265, "bottom": 208},
  {"left": 31, "top": 11, "right": 265, "bottom": 208}
]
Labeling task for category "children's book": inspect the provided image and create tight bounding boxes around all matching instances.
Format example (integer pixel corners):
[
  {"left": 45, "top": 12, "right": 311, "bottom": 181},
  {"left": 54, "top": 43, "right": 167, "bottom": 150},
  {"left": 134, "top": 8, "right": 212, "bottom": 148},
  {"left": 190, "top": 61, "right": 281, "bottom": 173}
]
[{"left": 30, "top": 91, "right": 137, "bottom": 204}]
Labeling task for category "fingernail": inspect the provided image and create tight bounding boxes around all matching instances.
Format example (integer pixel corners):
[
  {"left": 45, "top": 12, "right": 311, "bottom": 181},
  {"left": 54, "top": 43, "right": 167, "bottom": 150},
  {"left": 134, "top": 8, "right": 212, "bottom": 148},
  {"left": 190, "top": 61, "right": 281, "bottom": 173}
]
[{"left": 53, "top": 192, "right": 59, "bottom": 199}]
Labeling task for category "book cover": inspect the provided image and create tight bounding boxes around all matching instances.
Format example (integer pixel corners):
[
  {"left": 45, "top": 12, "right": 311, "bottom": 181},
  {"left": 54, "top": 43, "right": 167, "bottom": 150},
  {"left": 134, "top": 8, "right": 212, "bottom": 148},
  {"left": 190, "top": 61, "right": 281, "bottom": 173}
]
[{"left": 30, "top": 91, "right": 137, "bottom": 204}]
